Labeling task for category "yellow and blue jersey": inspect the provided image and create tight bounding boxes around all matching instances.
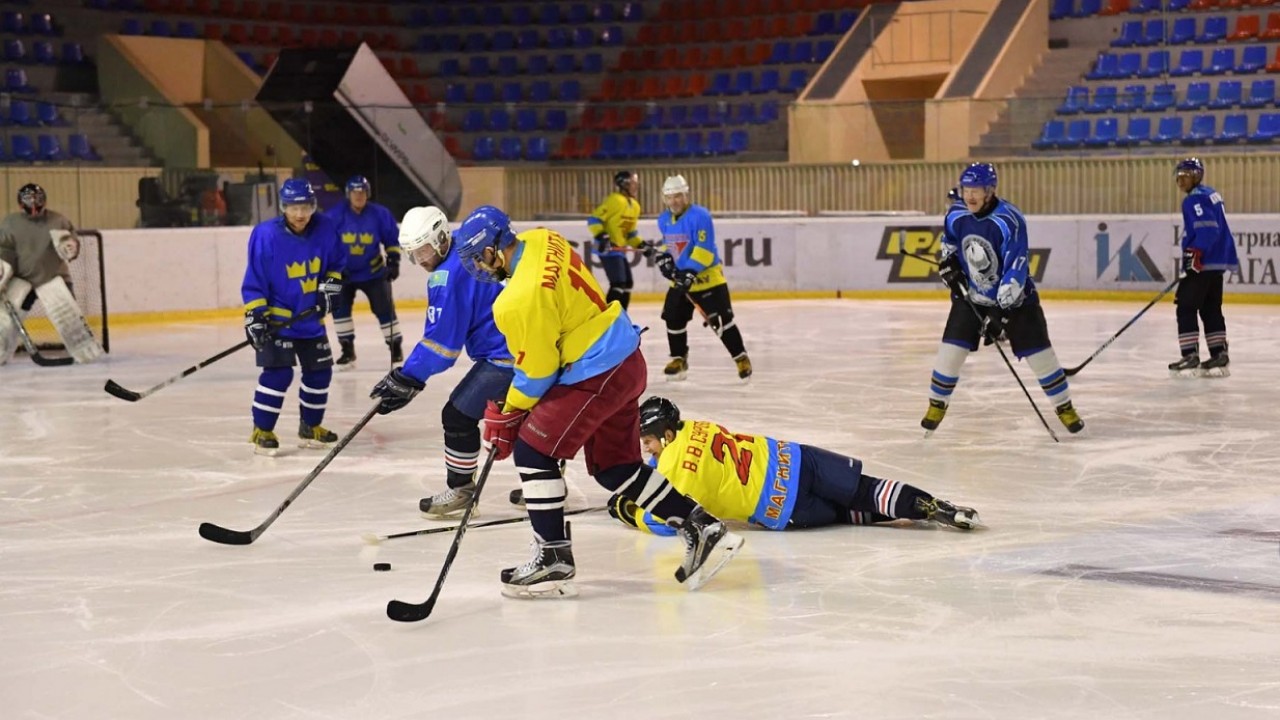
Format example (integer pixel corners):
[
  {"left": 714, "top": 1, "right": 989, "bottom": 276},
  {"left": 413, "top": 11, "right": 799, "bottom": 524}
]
[
  {"left": 401, "top": 234, "right": 511, "bottom": 383},
  {"left": 492, "top": 228, "right": 641, "bottom": 411},
  {"left": 323, "top": 200, "right": 400, "bottom": 282},
  {"left": 655, "top": 204, "right": 725, "bottom": 293},
  {"left": 241, "top": 214, "right": 345, "bottom": 340},
  {"left": 586, "top": 191, "right": 642, "bottom": 257}
]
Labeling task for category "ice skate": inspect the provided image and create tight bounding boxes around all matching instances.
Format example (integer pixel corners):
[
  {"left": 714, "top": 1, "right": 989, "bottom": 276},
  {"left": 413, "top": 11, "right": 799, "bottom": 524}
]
[
  {"left": 1200, "top": 352, "right": 1229, "bottom": 378},
  {"left": 1168, "top": 353, "right": 1200, "bottom": 378},
  {"left": 500, "top": 532, "right": 577, "bottom": 599},
  {"left": 664, "top": 356, "right": 688, "bottom": 382},
  {"left": 915, "top": 497, "right": 981, "bottom": 530},
  {"left": 920, "top": 399, "right": 948, "bottom": 436},
  {"left": 298, "top": 421, "right": 338, "bottom": 449},
  {"left": 419, "top": 482, "right": 478, "bottom": 519},
  {"left": 335, "top": 338, "right": 356, "bottom": 371},
  {"left": 249, "top": 427, "right": 279, "bottom": 456},
  {"left": 671, "top": 506, "right": 743, "bottom": 590},
  {"left": 389, "top": 338, "right": 404, "bottom": 364},
  {"left": 1054, "top": 400, "right": 1085, "bottom": 434},
  {"left": 734, "top": 353, "right": 753, "bottom": 382}
]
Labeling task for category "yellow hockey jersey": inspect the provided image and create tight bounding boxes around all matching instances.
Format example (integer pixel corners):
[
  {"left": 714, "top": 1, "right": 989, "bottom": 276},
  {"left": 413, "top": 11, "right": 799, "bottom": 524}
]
[
  {"left": 492, "top": 228, "right": 641, "bottom": 411},
  {"left": 655, "top": 419, "right": 803, "bottom": 530},
  {"left": 586, "top": 192, "right": 642, "bottom": 254}
]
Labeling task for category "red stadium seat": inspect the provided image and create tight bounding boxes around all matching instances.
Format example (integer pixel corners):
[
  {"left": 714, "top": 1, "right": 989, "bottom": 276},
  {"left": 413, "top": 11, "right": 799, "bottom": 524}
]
[{"left": 1230, "top": 14, "right": 1261, "bottom": 40}]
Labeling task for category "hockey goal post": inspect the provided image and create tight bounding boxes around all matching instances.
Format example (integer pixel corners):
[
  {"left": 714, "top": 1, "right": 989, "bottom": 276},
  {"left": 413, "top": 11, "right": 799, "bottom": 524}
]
[{"left": 17, "top": 229, "right": 109, "bottom": 354}]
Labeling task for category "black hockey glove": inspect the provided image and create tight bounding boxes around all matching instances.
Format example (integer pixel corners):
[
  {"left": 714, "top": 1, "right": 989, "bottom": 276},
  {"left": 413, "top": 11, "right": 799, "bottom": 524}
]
[
  {"left": 672, "top": 269, "right": 697, "bottom": 292},
  {"left": 981, "top": 307, "right": 1008, "bottom": 347},
  {"left": 316, "top": 277, "right": 343, "bottom": 318},
  {"left": 937, "top": 253, "right": 966, "bottom": 296},
  {"left": 593, "top": 232, "right": 612, "bottom": 256},
  {"left": 244, "top": 309, "right": 270, "bottom": 351},
  {"left": 370, "top": 367, "right": 426, "bottom": 415},
  {"left": 386, "top": 254, "right": 401, "bottom": 282},
  {"left": 655, "top": 252, "right": 678, "bottom": 281},
  {"left": 608, "top": 492, "right": 642, "bottom": 529},
  {"left": 639, "top": 242, "right": 658, "bottom": 261}
]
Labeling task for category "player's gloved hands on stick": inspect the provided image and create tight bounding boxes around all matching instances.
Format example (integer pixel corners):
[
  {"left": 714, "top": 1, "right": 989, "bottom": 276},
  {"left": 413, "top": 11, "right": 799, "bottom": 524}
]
[
  {"left": 386, "top": 254, "right": 400, "bottom": 282},
  {"left": 938, "top": 253, "right": 966, "bottom": 296},
  {"left": 370, "top": 368, "right": 425, "bottom": 415},
  {"left": 483, "top": 400, "right": 528, "bottom": 461},
  {"left": 639, "top": 243, "right": 658, "bottom": 261},
  {"left": 316, "top": 277, "right": 343, "bottom": 317},
  {"left": 244, "top": 309, "right": 270, "bottom": 351},
  {"left": 1182, "top": 248, "right": 1203, "bottom": 274},
  {"left": 981, "top": 307, "right": 1008, "bottom": 347},
  {"left": 673, "top": 269, "right": 697, "bottom": 292},
  {"left": 593, "top": 233, "right": 612, "bottom": 256},
  {"left": 655, "top": 252, "right": 678, "bottom": 280},
  {"left": 608, "top": 492, "right": 642, "bottom": 528}
]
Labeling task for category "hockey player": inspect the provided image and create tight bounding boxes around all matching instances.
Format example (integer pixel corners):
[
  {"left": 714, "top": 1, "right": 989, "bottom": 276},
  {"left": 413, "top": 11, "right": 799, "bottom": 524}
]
[
  {"left": 609, "top": 396, "right": 981, "bottom": 535},
  {"left": 1169, "top": 157, "right": 1239, "bottom": 378},
  {"left": 587, "top": 169, "right": 648, "bottom": 309},
  {"left": 242, "top": 179, "right": 347, "bottom": 455},
  {"left": 921, "top": 163, "right": 1084, "bottom": 435},
  {"left": 654, "top": 175, "right": 752, "bottom": 381},
  {"left": 324, "top": 175, "right": 403, "bottom": 370},
  {"left": 367, "top": 206, "right": 514, "bottom": 517},
  {"left": 454, "top": 205, "right": 743, "bottom": 598},
  {"left": 0, "top": 183, "right": 103, "bottom": 365}
]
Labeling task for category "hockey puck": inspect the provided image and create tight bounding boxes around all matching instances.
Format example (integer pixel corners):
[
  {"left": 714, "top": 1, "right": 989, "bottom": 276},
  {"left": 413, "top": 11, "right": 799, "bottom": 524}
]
[
  {"left": 509, "top": 488, "right": 525, "bottom": 506},
  {"left": 373, "top": 562, "right": 392, "bottom": 572}
]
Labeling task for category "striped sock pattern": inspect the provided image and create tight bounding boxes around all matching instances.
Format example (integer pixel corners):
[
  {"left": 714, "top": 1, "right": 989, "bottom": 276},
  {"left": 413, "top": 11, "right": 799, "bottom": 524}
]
[
  {"left": 872, "top": 478, "right": 906, "bottom": 518},
  {"left": 929, "top": 370, "right": 958, "bottom": 402},
  {"left": 928, "top": 343, "right": 968, "bottom": 403},
  {"left": 1205, "top": 331, "right": 1227, "bottom": 356},
  {"left": 332, "top": 315, "right": 355, "bottom": 341},
  {"left": 298, "top": 369, "right": 331, "bottom": 427},
  {"left": 1178, "top": 331, "right": 1200, "bottom": 357},
  {"left": 1025, "top": 348, "right": 1070, "bottom": 403},
  {"left": 445, "top": 446, "right": 479, "bottom": 485},
  {"left": 381, "top": 318, "right": 401, "bottom": 344},
  {"left": 251, "top": 367, "right": 292, "bottom": 431}
]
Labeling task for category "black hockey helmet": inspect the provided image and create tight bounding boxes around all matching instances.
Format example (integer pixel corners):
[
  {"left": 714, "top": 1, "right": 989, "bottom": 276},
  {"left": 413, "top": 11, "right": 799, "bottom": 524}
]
[
  {"left": 18, "top": 183, "right": 46, "bottom": 217},
  {"left": 639, "top": 396, "right": 681, "bottom": 438},
  {"left": 614, "top": 169, "right": 636, "bottom": 193}
]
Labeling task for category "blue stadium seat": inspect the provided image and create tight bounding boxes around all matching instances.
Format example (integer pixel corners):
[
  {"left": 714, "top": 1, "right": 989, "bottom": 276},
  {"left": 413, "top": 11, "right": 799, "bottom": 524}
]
[
  {"left": 1072, "top": 0, "right": 1102, "bottom": 18},
  {"left": 11, "top": 134, "right": 34, "bottom": 161},
  {"left": 497, "top": 137, "right": 522, "bottom": 161},
  {"left": 32, "top": 41, "right": 53, "bottom": 65},
  {"left": 456, "top": 5, "right": 480, "bottom": 24},
  {"left": 69, "top": 133, "right": 100, "bottom": 161},
  {"left": 600, "top": 26, "right": 625, "bottom": 46},
  {"left": 5, "top": 68, "right": 33, "bottom": 93},
  {"left": 488, "top": 108, "right": 512, "bottom": 132},
  {"left": 176, "top": 21, "right": 198, "bottom": 39},
  {"left": 552, "top": 54, "right": 575, "bottom": 74},
  {"left": 517, "top": 30, "right": 540, "bottom": 50},
  {"left": 783, "top": 69, "right": 809, "bottom": 93},
  {"left": 1111, "top": 21, "right": 1141, "bottom": 48},
  {"left": 1058, "top": 86, "right": 1088, "bottom": 114},
  {"left": 595, "top": 4, "right": 616, "bottom": 22},
  {"left": 31, "top": 13, "right": 53, "bottom": 36},
  {"left": 1085, "top": 86, "right": 1117, "bottom": 113},
  {"left": 438, "top": 58, "right": 461, "bottom": 77},
  {"left": 730, "top": 71, "right": 753, "bottom": 95},
  {"left": 4, "top": 39, "right": 25, "bottom": 64},
  {"left": 525, "top": 136, "right": 549, "bottom": 161},
  {"left": 723, "top": 129, "right": 746, "bottom": 154},
  {"left": 515, "top": 108, "right": 538, "bottom": 133},
  {"left": 1050, "top": 0, "right": 1072, "bottom": 21},
  {"left": 444, "top": 84, "right": 466, "bottom": 103},
  {"left": 593, "top": 134, "right": 619, "bottom": 160},
  {"left": 1210, "top": 80, "right": 1242, "bottom": 109},
  {"left": 618, "top": 133, "right": 640, "bottom": 159},
  {"left": 496, "top": 56, "right": 519, "bottom": 77},
  {"left": 1171, "top": 50, "right": 1203, "bottom": 77},
  {"left": 1169, "top": 17, "right": 1196, "bottom": 45},
  {"left": 461, "top": 109, "right": 486, "bottom": 133},
  {"left": 1115, "top": 84, "right": 1146, "bottom": 112},
  {"left": 638, "top": 105, "right": 662, "bottom": 129},
  {"left": 1117, "top": 53, "right": 1141, "bottom": 78},
  {"left": 1117, "top": 116, "right": 1152, "bottom": 146},
  {"left": 836, "top": 11, "right": 856, "bottom": 33},
  {"left": 438, "top": 34, "right": 462, "bottom": 53},
  {"left": 1152, "top": 116, "right": 1184, "bottom": 144},
  {"left": 660, "top": 132, "right": 681, "bottom": 157},
  {"left": 687, "top": 104, "right": 710, "bottom": 128},
  {"left": 9, "top": 100, "right": 35, "bottom": 127},
  {"left": 754, "top": 69, "right": 779, "bottom": 94},
  {"left": 472, "top": 136, "right": 496, "bottom": 161},
  {"left": 526, "top": 55, "right": 550, "bottom": 76},
  {"left": 472, "top": 83, "right": 496, "bottom": 103},
  {"left": 1139, "top": 19, "right": 1165, "bottom": 46},
  {"left": 1132, "top": 0, "right": 1163, "bottom": 12},
  {"left": 582, "top": 52, "right": 603, "bottom": 74},
  {"left": 704, "top": 130, "right": 727, "bottom": 156},
  {"left": 680, "top": 132, "right": 702, "bottom": 158},
  {"left": 1138, "top": 50, "right": 1169, "bottom": 78},
  {"left": 492, "top": 33, "right": 517, "bottom": 52},
  {"left": 501, "top": 82, "right": 522, "bottom": 103},
  {"left": 707, "top": 72, "right": 732, "bottom": 96},
  {"left": 120, "top": 18, "right": 143, "bottom": 35},
  {"left": 1195, "top": 16, "right": 1227, "bottom": 44},
  {"left": 1086, "top": 54, "right": 1120, "bottom": 80},
  {"left": 529, "top": 80, "right": 552, "bottom": 102},
  {"left": 766, "top": 41, "right": 791, "bottom": 64},
  {"left": 568, "top": 27, "right": 591, "bottom": 48},
  {"left": 1243, "top": 79, "right": 1276, "bottom": 108},
  {"left": 621, "top": 3, "right": 644, "bottom": 22},
  {"left": 482, "top": 5, "right": 505, "bottom": 25},
  {"left": 558, "top": 80, "right": 581, "bottom": 101},
  {"left": 0, "top": 136, "right": 8, "bottom": 162},
  {"left": 148, "top": 20, "right": 172, "bottom": 37},
  {"left": 37, "top": 134, "right": 62, "bottom": 161},
  {"left": 1183, "top": 114, "right": 1215, "bottom": 144},
  {"left": 1178, "top": 82, "right": 1211, "bottom": 110},
  {"left": 810, "top": 12, "right": 836, "bottom": 35},
  {"left": 815, "top": 40, "right": 835, "bottom": 63},
  {"left": 1249, "top": 113, "right": 1280, "bottom": 143},
  {"left": 731, "top": 103, "right": 757, "bottom": 125},
  {"left": 662, "top": 106, "right": 688, "bottom": 129},
  {"left": 2, "top": 12, "right": 23, "bottom": 35},
  {"left": 791, "top": 40, "right": 814, "bottom": 64},
  {"left": 37, "top": 101, "right": 65, "bottom": 126},
  {"left": 1061, "top": 119, "right": 1090, "bottom": 148},
  {"left": 407, "top": 8, "right": 429, "bottom": 27},
  {"left": 511, "top": 5, "right": 533, "bottom": 25},
  {"left": 413, "top": 35, "right": 439, "bottom": 53},
  {"left": 1215, "top": 114, "right": 1247, "bottom": 144},
  {"left": 1145, "top": 83, "right": 1175, "bottom": 111},
  {"left": 61, "top": 42, "right": 84, "bottom": 65},
  {"left": 1033, "top": 120, "right": 1065, "bottom": 149},
  {"left": 1206, "top": 48, "right": 1234, "bottom": 76},
  {"left": 1238, "top": 46, "right": 1267, "bottom": 74},
  {"left": 546, "top": 28, "right": 570, "bottom": 49},
  {"left": 567, "top": 3, "right": 590, "bottom": 25},
  {"left": 758, "top": 100, "right": 779, "bottom": 124},
  {"left": 643, "top": 133, "right": 664, "bottom": 159},
  {"left": 466, "top": 56, "right": 492, "bottom": 76},
  {"left": 1086, "top": 117, "right": 1118, "bottom": 147},
  {"left": 543, "top": 108, "right": 567, "bottom": 131}
]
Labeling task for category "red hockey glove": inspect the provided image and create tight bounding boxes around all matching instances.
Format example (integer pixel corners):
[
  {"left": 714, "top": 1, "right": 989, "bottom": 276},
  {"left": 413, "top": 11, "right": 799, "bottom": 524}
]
[
  {"left": 483, "top": 400, "right": 527, "bottom": 461},
  {"left": 1182, "top": 248, "right": 1203, "bottom": 274}
]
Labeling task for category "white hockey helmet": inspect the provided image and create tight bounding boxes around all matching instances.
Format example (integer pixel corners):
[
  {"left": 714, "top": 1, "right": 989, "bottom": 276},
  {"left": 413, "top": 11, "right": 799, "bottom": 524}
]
[
  {"left": 399, "top": 206, "right": 451, "bottom": 271},
  {"left": 661, "top": 174, "right": 689, "bottom": 198}
]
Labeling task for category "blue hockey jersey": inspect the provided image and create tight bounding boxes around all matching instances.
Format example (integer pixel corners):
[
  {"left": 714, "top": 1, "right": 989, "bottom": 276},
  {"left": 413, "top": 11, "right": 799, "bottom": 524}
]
[
  {"left": 400, "top": 233, "right": 512, "bottom": 383},
  {"left": 1181, "top": 185, "right": 1240, "bottom": 272},
  {"left": 942, "top": 198, "right": 1034, "bottom": 309},
  {"left": 655, "top": 203, "right": 726, "bottom": 292},
  {"left": 323, "top": 200, "right": 401, "bottom": 282},
  {"left": 241, "top": 213, "right": 346, "bottom": 340}
]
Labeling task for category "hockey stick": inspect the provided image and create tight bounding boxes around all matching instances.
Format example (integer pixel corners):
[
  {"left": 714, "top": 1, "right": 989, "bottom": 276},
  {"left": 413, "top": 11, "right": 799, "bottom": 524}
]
[
  {"left": 2, "top": 295, "right": 75, "bottom": 367},
  {"left": 104, "top": 308, "right": 317, "bottom": 402},
  {"left": 362, "top": 506, "right": 605, "bottom": 545},
  {"left": 198, "top": 401, "right": 380, "bottom": 545},
  {"left": 387, "top": 445, "right": 499, "bottom": 622},
  {"left": 1063, "top": 276, "right": 1181, "bottom": 377}
]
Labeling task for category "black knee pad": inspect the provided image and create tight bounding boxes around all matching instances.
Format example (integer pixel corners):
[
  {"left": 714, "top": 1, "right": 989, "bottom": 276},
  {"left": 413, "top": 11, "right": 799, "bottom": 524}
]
[
  {"left": 706, "top": 307, "right": 734, "bottom": 336},
  {"left": 441, "top": 401, "right": 479, "bottom": 448}
]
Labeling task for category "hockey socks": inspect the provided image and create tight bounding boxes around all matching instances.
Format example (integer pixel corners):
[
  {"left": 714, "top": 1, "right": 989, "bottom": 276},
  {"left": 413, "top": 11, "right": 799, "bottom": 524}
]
[
  {"left": 927, "top": 343, "right": 968, "bottom": 404},
  {"left": 442, "top": 402, "right": 480, "bottom": 489},
  {"left": 1023, "top": 348, "right": 1070, "bottom": 407},
  {"left": 667, "top": 326, "right": 689, "bottom": 359},
  {"left": 514, "top": 441, "right": 568, "bottom": 542},
  {"left": 379, "top": 317, "right": 401, "bottom": 346},
  {"left": 332, "top": 315, "right": 355, "bottom": 342},
  {"left": 299, "top": 368, "right": 331, "bottom": 428},
  {"left": 856, "top": 475, "right": 932, "bottom": 520},
  {"left": 252, "top": 367, "right": 292, "bottom": 432}
]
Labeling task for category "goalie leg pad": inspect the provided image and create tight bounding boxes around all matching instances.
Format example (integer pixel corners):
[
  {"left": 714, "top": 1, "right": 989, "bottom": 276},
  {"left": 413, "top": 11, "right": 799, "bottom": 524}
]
[
  {"left": 0, "top": 278, "right": 33, "bottom": 365},
  {"left": 35, "top": 276, "right": 102, "bottom": 363}
]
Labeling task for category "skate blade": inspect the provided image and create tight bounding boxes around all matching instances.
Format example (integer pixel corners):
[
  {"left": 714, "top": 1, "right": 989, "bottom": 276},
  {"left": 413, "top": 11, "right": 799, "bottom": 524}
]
[
  {"left": 678, "top": 531, "right": 744, "bottom": 591},
  {"left": 1169, "top": 369, "right": 1201, "bottom": 379},
  {"left": 952, "top": 510, "right": 983, "bottom": 531},
  {"left": 420, "top": 507, "right": 480, "bottom": 520},
  {"left": 665, "top": 371, "right": 687, "bottom": 382},
  {"left": 298, "top": 439, "right": 336, "bottom": 449},
  {"left": 738, "top": 374, "right": 752, "bottom": 384},
  {"left": 501, "top": 579, "right": 578, "bottom": 599},
  {"left": 253, "top": 446, "right": 279, "bottom": 457},
  {"left": 1200, "top": 368, "right": 1230, "bottom": 378}
]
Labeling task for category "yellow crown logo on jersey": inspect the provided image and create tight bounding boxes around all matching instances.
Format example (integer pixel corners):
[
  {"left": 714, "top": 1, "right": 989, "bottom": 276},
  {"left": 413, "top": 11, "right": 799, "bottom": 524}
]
[
  {"left": 299, "top": 277, "right": 318, "bottom": 293},
  {"left": 284, "top": 257, "right": 322, "bottom": 279}
]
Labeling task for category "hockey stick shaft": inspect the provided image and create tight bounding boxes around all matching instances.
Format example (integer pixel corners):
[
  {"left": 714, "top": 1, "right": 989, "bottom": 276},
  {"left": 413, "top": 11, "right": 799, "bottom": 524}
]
[
  {"left": 2, "top": 296, "right": 75, "bottom": 366},
  {"left": 386, "top": 446, "right": 499, "bottom": 622},
  {"left": 365, "top": 506, "right": 605, "bottom": 544},
  {"left": 105, "top": 308, "right": 317, "bottom": 402},
  {"left": 198, "top": 401, "right": 380, "bottom": 545},
  {"left": 1063, "top": 276, "right": 1181, "bottom": 377}
]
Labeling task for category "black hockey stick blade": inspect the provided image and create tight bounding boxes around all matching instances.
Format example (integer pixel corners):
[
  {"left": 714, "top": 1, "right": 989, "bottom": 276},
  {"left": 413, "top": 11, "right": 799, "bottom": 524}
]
[
  {"left": 29, "top": 351, "right": 75, "bottom": 367},
  {"left": 4, "top": 297, "right": 75, "bottom": 366},
  {"left": 387, "top": 598, "right": 437, "bottom": 623},
  {"left": 103, "top": 379, "right": 142, "bottom": 402},
  {"left": 197, "top": 522, "right": 256, "bottom": 545}
]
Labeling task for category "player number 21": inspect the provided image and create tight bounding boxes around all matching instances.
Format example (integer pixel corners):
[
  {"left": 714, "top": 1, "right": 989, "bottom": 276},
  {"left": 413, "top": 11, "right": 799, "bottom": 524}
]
[{"left": 710, "top": 428, "right": 754, "bottom": 485}]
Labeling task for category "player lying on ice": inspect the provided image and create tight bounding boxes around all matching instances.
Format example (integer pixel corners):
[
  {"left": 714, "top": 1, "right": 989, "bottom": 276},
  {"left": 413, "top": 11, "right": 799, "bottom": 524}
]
[{"left": 609, "top": 396, "right": 982, "bottom": 535}]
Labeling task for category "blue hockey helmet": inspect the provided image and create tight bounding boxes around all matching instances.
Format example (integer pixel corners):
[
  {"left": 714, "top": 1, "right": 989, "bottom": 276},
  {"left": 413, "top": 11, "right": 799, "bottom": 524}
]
[
  {"left": 958, "top": 162, "right": 997, "bottom": 190},
  {"left": 279, "top": 178, "right": 316, "bottom": 208},
  {"left": 345, "top": 175, "right": 371, "bottom": 196},
  {"left": 455, "top": 205, "right": 517, "bottom": 282},
  {"left": 1175, "top": 157, "right": 1204, "bottom": 178}
]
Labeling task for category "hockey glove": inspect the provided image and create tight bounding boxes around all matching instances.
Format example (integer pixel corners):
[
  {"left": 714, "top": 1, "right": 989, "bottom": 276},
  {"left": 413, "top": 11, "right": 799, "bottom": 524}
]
[
  {"left": 672, "top": 269, "right": 697, "bottom": 292},
  {"left": 370, "top": 367, "right": 425, "bottom": 415},
  {"left": 482, "top": 400, "right": 528, "bottom": 461},
  {"left": 385, "top": 254, "right": 401, "bottom": 282},
  {"left": 639, "top": 242, "right": 658, "bottom": 261},
  {"left": 981, "top": 307, "right": 1008, "bottom": 347},
  {"left": 316, "top": 277, "right": 343, "bottom": 318},
  {"left": 654, "top": 252, "right": 678, "bottom": 281},
  {"left": 244, "top": 309, "right": 270, "bottom": 351},
  {"left": 593, "top": 232, "right": 612, "bottom": 256},
  {"left": 1182, "top": 248, "right": 1203, "bottom": 274},
  {"left": 607, "top": 492, "right": 677, "bottom": 535},
  {"left": 937, "top": 252, "right": 966, "bottom": 296}
]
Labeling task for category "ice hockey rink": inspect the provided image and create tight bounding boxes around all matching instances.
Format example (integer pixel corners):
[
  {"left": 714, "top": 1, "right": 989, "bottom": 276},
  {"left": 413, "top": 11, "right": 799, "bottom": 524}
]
[{"left": 3, "top": 298, "right": 1279, "bottom": 720}]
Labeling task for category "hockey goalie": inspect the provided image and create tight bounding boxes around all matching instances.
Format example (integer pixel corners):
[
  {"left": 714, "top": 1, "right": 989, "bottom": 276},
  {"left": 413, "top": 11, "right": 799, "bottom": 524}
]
[{"left": 0, "top": 183, "right": 103, "bottom": 365}]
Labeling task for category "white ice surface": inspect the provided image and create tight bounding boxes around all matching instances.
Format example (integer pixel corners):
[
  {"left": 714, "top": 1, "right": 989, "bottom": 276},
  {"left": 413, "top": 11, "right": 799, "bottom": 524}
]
[{"left": 2, "top": 299, "right": 1280, "bottom": 720}]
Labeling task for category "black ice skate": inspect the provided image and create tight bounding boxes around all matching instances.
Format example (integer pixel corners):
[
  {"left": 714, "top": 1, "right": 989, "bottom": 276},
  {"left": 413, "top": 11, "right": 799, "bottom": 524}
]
[
  {"left": 1168, "top": 353, "right": 1200, "bottom": 377},
  {"left": 734, "top": 353, "right": 753, "bottom": 382},
  {"left": 664, "top": 356, "right": 688, "bottom": 381},
  {"left": 921, "top": 399, "right": 948, "bottom": 436},
  {"left": 671, "top": 506, "right": 743, "bottom": 590},
  {"left": 419, "top": 482, "right": 478, "bottom": 519},
  {"left": 389, "top": 338, "right": 404, "bottom": 364},
  {"left": 250, "top": 427, "right": 279, "bottom": 457},
  {"left": 298, "top": 421, "right": 338, "bottom": 449},
  {"left": 915, "top": 497, "right": 982, "bottom": 530},
  {"left": 335, "top": 338, "right": 356, "bottom": 371},
  {"left": 1201, "top": 352, "right": 1230, "bottom": 378},
  {"left": 1054, "top": 400, "right": 1085, "bottom": 434},
  {"left": 500, "top": 530, "right": 577, "bottom": 599}
]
